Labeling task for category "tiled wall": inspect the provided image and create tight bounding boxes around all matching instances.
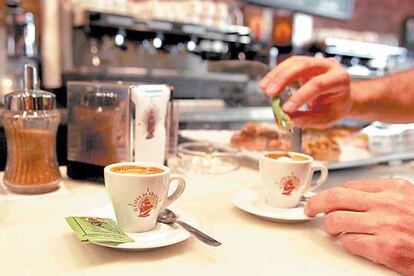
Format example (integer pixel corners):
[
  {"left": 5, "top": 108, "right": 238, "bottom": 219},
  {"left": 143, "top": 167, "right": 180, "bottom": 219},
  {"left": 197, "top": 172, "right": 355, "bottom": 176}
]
[
  {"left": 313, "top": 0, "right": 414, "bottom": 41},
  {"left": 2, "top": 0, "right": 412, "bottom": 41},
  {"left": 236, "top": 0, "right": 413, "bottom": 43}
]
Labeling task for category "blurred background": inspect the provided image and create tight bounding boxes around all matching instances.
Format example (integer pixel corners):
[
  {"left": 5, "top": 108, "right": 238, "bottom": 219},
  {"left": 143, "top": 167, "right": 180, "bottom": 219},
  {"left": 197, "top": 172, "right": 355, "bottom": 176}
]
[{"left": 0, "top": 0, "right": 413, "bottom": 171}]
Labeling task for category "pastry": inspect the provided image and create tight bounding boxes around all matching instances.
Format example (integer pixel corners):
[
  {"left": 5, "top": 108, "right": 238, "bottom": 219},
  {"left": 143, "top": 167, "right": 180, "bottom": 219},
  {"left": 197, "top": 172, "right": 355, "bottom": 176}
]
[
  {"left": 230, "top": 123, "right": 291, "bottom": 152},
  {"left": 230, "top": 123, "right": 348, "bottom": 162}
]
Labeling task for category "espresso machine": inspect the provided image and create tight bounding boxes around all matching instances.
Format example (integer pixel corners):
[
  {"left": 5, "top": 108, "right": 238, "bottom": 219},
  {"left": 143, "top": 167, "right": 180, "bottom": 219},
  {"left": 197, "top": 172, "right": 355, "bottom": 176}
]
[
  {"left": 58, "top": 4, "right": 252, "bottom": 102},
  {"left": 0, "top": 0, "right": 38, "bottom": 105}
]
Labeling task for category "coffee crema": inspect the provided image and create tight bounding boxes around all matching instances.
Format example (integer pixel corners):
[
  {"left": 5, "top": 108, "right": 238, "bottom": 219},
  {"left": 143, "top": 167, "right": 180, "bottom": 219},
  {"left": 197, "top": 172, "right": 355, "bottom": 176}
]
[
  {"left": 265, "top": 152, "right": 309, "bottom": 161},
  {"left": 111, "top": 165, "right": 164, "bottom": 175}
]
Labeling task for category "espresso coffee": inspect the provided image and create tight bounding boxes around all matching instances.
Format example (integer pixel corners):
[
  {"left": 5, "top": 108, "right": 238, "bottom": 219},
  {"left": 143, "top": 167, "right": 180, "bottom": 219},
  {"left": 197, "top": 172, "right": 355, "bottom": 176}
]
[
  {"left": 111, "top": 165, "right": 164, "bottom": 175},
  {"left": 265, "top": 152, "right": 309, "bottom": 161},
  {"left": 105, "top": 162, "right": 186, "bottom": 232}
]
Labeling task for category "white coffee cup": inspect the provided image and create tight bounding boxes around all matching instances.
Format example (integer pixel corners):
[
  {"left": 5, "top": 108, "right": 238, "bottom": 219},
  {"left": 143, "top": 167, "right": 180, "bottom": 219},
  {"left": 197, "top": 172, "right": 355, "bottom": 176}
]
[
  {"left": 104, "top": 162, "right": 186, "bottom": 232},
  {"left": 259, "top": 151, "right": 328, "bottom": 208}
]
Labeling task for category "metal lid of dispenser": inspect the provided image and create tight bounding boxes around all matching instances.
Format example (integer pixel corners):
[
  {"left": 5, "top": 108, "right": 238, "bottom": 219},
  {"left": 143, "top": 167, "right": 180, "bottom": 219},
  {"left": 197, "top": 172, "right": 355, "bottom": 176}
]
[{"left": 4, "top": 64, "right": 56, "bottom": 111}]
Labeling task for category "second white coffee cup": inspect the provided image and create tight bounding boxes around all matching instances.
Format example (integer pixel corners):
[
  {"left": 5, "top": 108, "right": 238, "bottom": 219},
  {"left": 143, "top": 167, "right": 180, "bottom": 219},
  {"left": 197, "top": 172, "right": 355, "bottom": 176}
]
[
  {"left": 104, "top": 162, "right": 186, "bottom": 232},
  {"left": 260, "top": 151, "right": 328, "bottom": 208}
]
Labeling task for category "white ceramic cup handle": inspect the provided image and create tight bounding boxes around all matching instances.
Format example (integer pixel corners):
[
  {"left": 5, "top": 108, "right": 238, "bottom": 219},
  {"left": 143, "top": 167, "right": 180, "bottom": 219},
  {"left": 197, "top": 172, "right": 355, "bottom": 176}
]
[
  {"left": 306, "top": 161, "right": 328, "bottom": 193},
  {"left": 162, "top": 174, "right": 186, "bottom": 209}
]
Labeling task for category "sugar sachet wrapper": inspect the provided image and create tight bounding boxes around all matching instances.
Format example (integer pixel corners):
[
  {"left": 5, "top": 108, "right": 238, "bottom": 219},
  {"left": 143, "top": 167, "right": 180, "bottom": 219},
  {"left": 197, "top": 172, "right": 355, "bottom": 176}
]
[
  {"left": 65, "top": 217, "right": 134, "bottom": 244},
  {"left": 271, "top": 97, "right": 294, "bottom": 131}
]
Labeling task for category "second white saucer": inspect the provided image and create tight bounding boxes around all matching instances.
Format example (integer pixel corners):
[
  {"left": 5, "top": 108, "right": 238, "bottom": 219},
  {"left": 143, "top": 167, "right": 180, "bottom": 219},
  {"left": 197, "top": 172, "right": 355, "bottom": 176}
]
[{"left": 232, "top": 188, "right": 320, "bottom": 223}]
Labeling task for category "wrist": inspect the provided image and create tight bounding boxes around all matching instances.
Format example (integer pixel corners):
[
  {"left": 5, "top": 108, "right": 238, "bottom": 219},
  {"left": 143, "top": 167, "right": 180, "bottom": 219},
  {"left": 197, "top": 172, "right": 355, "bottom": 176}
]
[
  {"left": 347, "top": 101, "right": 358, "bottom": 119},
  {"left": 346, "top": 82, "right": 364, "bottom": 120}
]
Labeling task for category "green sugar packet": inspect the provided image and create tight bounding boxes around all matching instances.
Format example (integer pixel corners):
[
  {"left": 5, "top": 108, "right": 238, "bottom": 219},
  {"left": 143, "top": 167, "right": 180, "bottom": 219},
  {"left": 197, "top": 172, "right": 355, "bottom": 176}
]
[
  {"left": 271, "top": 97, "right": 294, "bottom": 131},
  {"left": 65, "top": 217, "right": 134, "bottom": 244}
]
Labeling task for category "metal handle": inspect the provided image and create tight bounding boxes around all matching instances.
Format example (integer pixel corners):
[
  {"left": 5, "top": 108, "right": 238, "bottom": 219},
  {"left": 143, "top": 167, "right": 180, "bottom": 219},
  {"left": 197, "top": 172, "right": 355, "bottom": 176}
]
[
  {"left": 291, "top": 128, "right": 303, "bottom": 152},
  {"left": 175, "top": 220, "right": 222, "bottom": 247},
  {"left": 23, "top": 64, "right": 38, "bottom": 91}
]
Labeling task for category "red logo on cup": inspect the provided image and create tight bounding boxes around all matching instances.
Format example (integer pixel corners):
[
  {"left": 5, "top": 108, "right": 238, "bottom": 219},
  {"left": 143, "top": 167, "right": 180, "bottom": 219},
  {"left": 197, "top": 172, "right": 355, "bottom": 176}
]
[
  {"left": 279, "top": 173, "right": 300, "bottom": 196},
  {"left": 129, "top": 188, "right": 160, "bottom": 217}
]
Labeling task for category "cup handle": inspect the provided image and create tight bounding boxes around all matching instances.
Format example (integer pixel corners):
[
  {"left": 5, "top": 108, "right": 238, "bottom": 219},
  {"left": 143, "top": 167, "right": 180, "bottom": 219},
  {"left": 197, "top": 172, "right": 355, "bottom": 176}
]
[
  {"left": 306, "top": 161, "right": 328, "bottom": 193},
  {"left": 161, "top": 174, "right": 186, "bottom": 209}
]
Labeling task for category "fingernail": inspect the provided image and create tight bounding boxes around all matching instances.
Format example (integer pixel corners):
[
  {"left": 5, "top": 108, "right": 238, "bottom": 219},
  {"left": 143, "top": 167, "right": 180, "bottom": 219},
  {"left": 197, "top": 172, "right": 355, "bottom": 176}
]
[
  {"left": 282, "top": 100, "right": 296, "bottom": 113},
  {"left": 264, "top": 87, "right": 273, "bottom": 95},
  {"left": 265, "top": 83, "right": 279, "bottom": 96},
  {"left": 259, "top": 78, "right": 268, "bottom": 88}
]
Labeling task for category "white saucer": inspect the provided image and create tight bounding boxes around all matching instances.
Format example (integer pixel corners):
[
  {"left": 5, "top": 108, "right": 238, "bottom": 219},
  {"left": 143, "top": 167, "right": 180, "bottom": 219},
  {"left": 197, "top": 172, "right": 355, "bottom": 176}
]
[
  {"left": 232, "top": 188, "right": 320, "bottom": 223},
  {"left": 85, "top": 205, "right": 196, "bottom": 251}
]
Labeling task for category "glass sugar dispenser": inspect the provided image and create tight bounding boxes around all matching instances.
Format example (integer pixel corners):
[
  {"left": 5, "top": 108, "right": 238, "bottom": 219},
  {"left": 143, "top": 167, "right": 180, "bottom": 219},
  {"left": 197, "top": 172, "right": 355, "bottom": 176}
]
[{"left": 2, "top": 64, "right": 61, "bottom": 194}]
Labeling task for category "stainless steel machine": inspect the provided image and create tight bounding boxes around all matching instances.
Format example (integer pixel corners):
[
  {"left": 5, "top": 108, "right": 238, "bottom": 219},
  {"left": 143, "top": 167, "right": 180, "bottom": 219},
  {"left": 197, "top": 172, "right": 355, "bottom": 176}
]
[
  {"left": 58, "top": 6, "right": 253, "bottom": 103},
  {"left": 0, "top": 0, "right": 38, "bottom": 105}
]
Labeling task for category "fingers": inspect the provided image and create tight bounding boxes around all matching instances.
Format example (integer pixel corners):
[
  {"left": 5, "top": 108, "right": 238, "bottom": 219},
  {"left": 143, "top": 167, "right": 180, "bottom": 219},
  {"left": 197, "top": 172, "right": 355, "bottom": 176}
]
[
  {"left": 284, "top": 86, "right": 350, "bottom": 128},
  {"left": 309, "top": 86, "right": 350, "bottom": 105},
  {"left": 305, "top": 187, "right": 373, "bottom": 217},
  {"left": 343, "top": 179, "right": 393, "bottom": 193},
  {"left": 340, "top": 233, "right": 382, "bottom": 264},
  {"left": 341, "top": 233, "right": 414, "bottom": 275},
  {"left": 343, "top": 178, "right": 413, "bottom": 193},
  {"left": 260, "top": 56, "right": 351, "bottom": 129},
  {"left": 282, "top": 69, "right": 350, "bottom": 113},
  {"left": 288, "top": 110, "right": 338, "bottom": 129},
  {"left": 260, "top": 56, "right": 337, "bottom": 97},
  {"left": 324, "top": 211, "right": 376, "bottom": 236}
]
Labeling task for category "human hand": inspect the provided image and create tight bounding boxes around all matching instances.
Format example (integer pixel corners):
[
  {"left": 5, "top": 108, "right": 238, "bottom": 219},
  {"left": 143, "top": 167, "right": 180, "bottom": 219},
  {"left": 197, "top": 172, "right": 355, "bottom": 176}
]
[
  {"left": 305, "top": 179, "right": 414, "bottom": 275},
  {"left": 260, "top": 56, "right": 352, "bottom": 128}
]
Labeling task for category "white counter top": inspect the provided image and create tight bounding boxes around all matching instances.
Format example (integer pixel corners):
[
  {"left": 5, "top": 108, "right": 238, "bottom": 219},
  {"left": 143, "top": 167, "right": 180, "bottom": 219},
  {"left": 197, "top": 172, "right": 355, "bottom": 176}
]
[{"left": 1, "top": 162, "right": 407, "bottom": 276}]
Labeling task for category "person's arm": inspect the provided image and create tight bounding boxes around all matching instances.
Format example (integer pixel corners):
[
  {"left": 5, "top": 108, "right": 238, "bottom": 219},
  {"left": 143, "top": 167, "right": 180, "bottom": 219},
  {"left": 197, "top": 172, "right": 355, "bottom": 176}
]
[
  {"left": 260, "top": 56, "right": 352, "bottom": 128},
  {"left": 260, "top": 56, "right": 414, "bottom": 128},
  {"left": 349, "top": 69, "right": 414, "bottom": 123}
]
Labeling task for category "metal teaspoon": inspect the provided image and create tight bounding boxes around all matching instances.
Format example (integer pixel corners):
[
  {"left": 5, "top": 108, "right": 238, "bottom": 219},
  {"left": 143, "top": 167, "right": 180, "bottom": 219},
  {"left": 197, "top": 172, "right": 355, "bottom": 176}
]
[{"left": 157, "top": 209, "right": 222, "bottom": 247}]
